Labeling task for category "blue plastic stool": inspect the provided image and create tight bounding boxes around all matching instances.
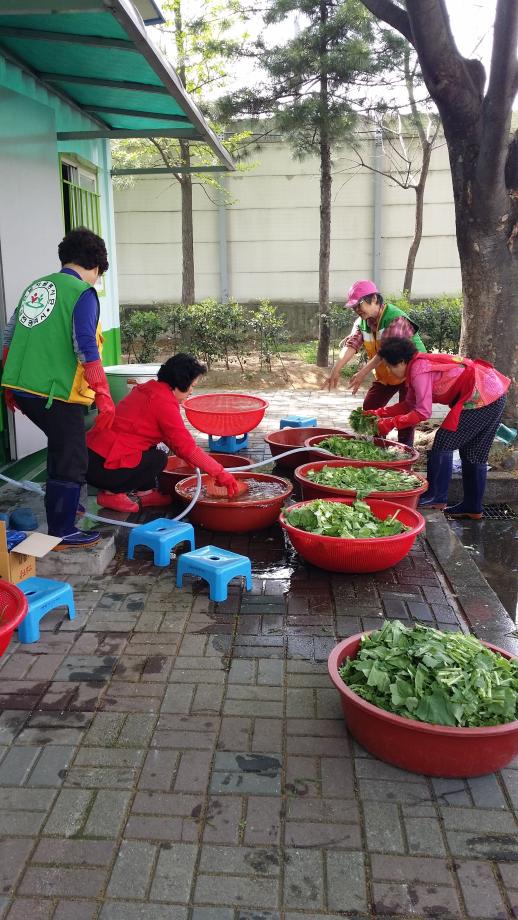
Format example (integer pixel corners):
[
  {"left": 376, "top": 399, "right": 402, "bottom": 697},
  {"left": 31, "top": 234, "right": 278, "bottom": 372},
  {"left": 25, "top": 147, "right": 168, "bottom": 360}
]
[
  {"left": 176, "top": 545, "right": 252, "bottom": 602},
  {"left": 208, "top": 434, "right": 249, "bottom": 453},
  {"left": 17, "top": 577, "right": 75, "bottom": 644},
  {"left": 280, "top": 415, "right": 317, "bottom": 429},
  {"left": 128, "top": 518, "right": 195, "bottom": 567}
]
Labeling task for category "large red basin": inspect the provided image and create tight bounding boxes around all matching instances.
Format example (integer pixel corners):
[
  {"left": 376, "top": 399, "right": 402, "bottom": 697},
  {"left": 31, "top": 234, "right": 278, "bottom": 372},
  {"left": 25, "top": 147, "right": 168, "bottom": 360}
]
[
  {"left": 304, "top": 433, "right": 419, "bottom": 471},
  {"left": 176, "top": 471, "right": 293, "bottom": 532},
  {"left": 0, "top": 581, "right": 29, "bottom": 657},
  {"left": 264, "top": 427, "right": 349, "bottom": 469},
  {"left": 279, "top": 497, "right": 425, "bottom": 572},
  {"left": 328, "top": 633, "right": 518, "bottom": 777},
  {"left": 294, "top": 460, "right": 428, "bottom": 510},
  {"left": 183, "top": 393, "right": 268, "bottom": 436},
  {"left": 159, "top": 452, "right": 252, "bottom": 495}
]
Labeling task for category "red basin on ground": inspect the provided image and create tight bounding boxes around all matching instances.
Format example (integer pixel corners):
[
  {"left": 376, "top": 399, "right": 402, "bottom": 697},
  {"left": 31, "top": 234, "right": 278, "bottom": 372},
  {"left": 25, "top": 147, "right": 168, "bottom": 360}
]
[
  {"left": 294, "top": 460, "right": 428, "bottom": 509},
  {"left": 304, "top": 433, "right": 419, "bottom": 471},
  {"left": 279, "top": 497, "right": 425, "bottom": 572},
  {"left": 0, "top": 581, "right": 29, "bottom": 657},
  {"left": 175, "top": 471, "right": 293, "bottom": 532},
  {"left": 264, "top": 427, "right": 350, "bottom": 469},
  {"left": 183, "top": 393, "right": 268, "bottom": 436},
  {"left": 159, "top": 452, "right": 253, "bottom": 495},
  {"left": 328, "top": 633, "right": 518, "bottom": 777}
]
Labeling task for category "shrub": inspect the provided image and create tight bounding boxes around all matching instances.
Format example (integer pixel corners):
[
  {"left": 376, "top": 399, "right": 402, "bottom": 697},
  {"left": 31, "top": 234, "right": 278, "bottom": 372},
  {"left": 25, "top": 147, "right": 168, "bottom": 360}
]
[
  {"left": 249, "top": 300, "right": 288, "bottom": 369},
  {"left": 120, "top": 308, "right": 167, "bottom": 363},
  {"left": 179, "top": 298, "right": 248, "bottom": 370},
  {"left": 390, "top": 294, "right": 462, "bottom": 353}
]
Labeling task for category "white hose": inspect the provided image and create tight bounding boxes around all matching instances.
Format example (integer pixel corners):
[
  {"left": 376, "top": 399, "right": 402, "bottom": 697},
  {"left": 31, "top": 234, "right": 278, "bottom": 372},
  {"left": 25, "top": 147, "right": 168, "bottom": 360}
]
[{"left": 0, "top": 446, "right": 332, "bottom": 530}]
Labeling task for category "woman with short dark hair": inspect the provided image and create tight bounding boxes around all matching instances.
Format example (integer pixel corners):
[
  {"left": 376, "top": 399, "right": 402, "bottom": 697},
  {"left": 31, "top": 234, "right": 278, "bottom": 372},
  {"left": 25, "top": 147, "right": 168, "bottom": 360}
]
[
  {"left": 86, "top": 352, "right": 239, "bottom": 511},
  {"left": 363, "top": 337, "right": 510, "bottom": 519}
]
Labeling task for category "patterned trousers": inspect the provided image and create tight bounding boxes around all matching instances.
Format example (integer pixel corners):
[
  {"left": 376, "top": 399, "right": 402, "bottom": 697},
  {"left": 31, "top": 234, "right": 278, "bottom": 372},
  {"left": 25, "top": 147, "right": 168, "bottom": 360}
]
[{"left": 433, "top": 395, "right": 506, "bottom": 463}]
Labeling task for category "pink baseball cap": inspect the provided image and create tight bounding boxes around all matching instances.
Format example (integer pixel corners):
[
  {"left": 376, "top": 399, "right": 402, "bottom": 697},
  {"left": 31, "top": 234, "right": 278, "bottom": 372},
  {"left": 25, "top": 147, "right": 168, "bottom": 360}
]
[{"left": 345, "top": 280, "right": 380, "bottom": 307}]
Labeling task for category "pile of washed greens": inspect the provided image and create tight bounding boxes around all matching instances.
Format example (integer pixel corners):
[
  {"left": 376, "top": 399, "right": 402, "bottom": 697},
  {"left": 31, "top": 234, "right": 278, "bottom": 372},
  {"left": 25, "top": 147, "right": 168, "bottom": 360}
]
[
  {"left": 284, "top": 499, "right": 409, "bottom": 538},
  {"left": 349, "top": 406, "right": 380, "bottom": 436},
  {"left": 317, "top": 435, "right": 404, "bottom": 461},
  {"left": 339, "top": 621, "right": 518, "bottom": 727},
  {"left": 305, "top": 465, "right": 421, "bottom": 497}
]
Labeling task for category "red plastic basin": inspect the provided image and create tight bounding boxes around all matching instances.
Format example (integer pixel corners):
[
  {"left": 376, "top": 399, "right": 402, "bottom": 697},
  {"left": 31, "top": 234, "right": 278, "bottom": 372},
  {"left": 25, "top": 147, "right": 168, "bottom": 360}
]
[
  {"left": 328, "top": 633, "right": 518, "bottom": 776},
  {"left": 264, "top": 427, "right": 349, "bottom": 469},
  {"left": 294, "top": 460, "right": 428, "bottom": 510},
  {"left": 279, "top": 497, "right": 425, "bottom": 572},
  {"left": 159, "top": 452, "right": 253, "bottom": 495},
  {"left": 304, "top": 433, "right": 419, "bottom": 471},
  {"left": 0, "top": 581, "right": 29, "bottom": 657},
  {"left": 176, "top": 471, "right": 293, "bottom": 532},
  {"left": 183, "top": 393, "right": 269, "bottom": 436}
]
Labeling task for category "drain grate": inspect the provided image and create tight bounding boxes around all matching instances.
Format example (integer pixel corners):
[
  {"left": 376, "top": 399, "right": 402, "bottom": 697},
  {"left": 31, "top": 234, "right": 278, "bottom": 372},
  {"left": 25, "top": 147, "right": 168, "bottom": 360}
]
[
  {"left": 446, "top": 503, "right": 517, "bottom": 521},
  {"left": 481, "top": 504, "right": 517, "bottom": 520}
]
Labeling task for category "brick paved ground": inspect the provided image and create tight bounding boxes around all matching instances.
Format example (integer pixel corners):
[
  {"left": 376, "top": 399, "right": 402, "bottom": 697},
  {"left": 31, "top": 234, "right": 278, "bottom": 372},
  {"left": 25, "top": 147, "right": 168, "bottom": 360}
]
[{"left": 0, "top": 389, "right": 516, "bottom": 919}]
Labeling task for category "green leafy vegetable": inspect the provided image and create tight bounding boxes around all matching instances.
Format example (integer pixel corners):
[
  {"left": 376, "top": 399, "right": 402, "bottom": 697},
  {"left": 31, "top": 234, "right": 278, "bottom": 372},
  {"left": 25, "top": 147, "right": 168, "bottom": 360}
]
[
  {"left": 306, "top": 465, "right": 421, "bottom": 498},
  {"left": 349, "top": 407, "right": 379, "bottom": 436},
  {"left": 317, "top": 435, "right": 404, "bottom": 461},
  {"left": 339, "top": 621, "right": 518, "bottom": 727},
  {"left": 285, "top": 499, "right": 409, "bottom": 538}
]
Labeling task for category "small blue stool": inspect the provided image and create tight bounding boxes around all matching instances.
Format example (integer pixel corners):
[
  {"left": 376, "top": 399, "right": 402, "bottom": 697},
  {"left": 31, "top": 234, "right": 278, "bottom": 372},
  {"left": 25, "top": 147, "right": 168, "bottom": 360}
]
[
  {"left": 208, "top": 434, "right": 249, "bottom": 453},
  {"left": 280, "top": 415, "right": 317, "bottom": 429},
  {"left": 176, "top": 545, "right": 252, "bottom": 602},
  {"left": 17, "top": 577, "right": 75, "bottom": 644},
  {"left": 128, "top": 518, "right": 195, "bottom": 567}
]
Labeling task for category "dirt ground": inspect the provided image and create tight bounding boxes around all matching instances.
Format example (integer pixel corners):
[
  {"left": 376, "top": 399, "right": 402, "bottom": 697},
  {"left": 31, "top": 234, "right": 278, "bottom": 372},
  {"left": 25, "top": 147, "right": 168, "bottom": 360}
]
[{"left": 168, "top": 352, "right": 332, "bottom": 391}]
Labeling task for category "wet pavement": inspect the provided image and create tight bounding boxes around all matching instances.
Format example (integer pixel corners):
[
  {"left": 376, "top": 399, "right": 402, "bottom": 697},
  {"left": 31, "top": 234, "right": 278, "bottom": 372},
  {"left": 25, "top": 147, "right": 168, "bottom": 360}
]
[
  {"left": 0, "top": 388, "right": 516, "bottom": 919},
  {"left": 449, "top": 516, "right": 518, "bottom": 625}
]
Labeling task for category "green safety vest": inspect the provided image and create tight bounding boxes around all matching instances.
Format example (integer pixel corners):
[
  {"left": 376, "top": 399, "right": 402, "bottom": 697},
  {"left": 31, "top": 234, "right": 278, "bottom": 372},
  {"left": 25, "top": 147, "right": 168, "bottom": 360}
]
[
  {"left": 360, "top": 301, "right": 426, "bottom": 385},
  {"left": 2, "top": 271, "right": 101, "bottom": 406}
]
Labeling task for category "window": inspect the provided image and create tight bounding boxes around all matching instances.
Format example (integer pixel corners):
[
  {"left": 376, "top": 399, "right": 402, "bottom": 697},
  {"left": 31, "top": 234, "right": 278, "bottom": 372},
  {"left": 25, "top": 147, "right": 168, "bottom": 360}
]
[{"left": 61, "top": 158, "right": 101, "bottom": 235}]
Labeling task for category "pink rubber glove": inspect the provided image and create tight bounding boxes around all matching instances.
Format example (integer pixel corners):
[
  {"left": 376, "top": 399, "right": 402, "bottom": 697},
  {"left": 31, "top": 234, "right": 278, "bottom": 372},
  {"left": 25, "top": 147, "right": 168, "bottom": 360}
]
[
  {"left": 377, "top": 417, "right": 396, "bottom": 438},
  {"left": 83, "top": 359, "right": 115, "bottom": 430},
  {"left": 215, "top": 470, "right": 240, "bottom": 497}
]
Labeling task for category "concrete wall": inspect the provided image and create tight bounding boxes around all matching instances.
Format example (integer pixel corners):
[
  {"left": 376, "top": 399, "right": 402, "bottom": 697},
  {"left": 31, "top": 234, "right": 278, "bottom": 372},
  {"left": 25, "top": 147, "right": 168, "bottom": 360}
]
[{"left": 114, "top": 134, "right": 461, "bottom": 306}]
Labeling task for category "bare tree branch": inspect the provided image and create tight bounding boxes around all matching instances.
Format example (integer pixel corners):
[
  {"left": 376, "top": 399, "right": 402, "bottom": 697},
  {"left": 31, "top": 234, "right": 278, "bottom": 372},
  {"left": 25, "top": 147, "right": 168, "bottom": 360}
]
[{"left": 359, "top": 0, "right": 412, "bottom": 43}]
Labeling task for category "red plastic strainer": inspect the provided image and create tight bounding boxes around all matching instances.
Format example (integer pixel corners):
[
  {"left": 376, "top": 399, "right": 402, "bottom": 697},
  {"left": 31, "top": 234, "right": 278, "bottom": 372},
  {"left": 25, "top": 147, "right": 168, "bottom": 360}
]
[{"left": 183, "top": 393, "right": 269, "bottom": 435}]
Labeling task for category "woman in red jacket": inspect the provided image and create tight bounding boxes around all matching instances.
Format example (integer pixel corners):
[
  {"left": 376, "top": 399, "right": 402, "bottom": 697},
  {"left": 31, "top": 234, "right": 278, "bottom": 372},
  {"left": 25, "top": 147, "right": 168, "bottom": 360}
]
[
  {"left": 86, "top": 353, "right": 239, "bottom": 512},
  {"left": 364, "top": 337, "right": 510, "bottom": 519}
]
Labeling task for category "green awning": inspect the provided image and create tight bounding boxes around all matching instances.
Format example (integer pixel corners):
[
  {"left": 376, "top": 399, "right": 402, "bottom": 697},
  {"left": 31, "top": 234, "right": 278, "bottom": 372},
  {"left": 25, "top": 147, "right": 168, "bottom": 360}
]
[{"left": 0, "top": 0, "right": 234, "bottom": 169}]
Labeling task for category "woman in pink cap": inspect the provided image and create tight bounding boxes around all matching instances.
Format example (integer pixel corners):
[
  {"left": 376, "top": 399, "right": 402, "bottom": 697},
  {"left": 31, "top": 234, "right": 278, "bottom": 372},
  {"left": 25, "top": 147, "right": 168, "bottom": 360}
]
[{"left": 324, "top": 280, "right": 426, "bottom": 445}]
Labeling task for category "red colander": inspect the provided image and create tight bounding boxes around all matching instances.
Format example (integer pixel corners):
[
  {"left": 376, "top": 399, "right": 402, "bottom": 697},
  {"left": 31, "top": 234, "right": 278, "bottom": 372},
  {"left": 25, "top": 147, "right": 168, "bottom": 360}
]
[
  {"left": 183, "top": 393, "right": 269, "bottom": 436},
  {"left": 0, "top": 580, "right": 29, "bottom": 657}
]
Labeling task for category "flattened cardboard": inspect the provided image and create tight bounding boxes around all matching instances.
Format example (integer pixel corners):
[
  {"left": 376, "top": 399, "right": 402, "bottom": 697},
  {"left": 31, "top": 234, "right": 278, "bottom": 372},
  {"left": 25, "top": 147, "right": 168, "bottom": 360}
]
[
  {"left": 0, "top": 520, "right": 61, "bottom": 584},
  {"left": 12, "top": 532, "right": 62, "bottom": 556}
]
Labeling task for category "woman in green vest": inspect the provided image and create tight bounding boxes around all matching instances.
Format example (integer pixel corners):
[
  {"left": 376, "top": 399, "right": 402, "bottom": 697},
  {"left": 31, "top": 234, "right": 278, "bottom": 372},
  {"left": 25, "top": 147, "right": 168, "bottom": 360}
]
[
  {"left": 1, "top": 228, "right": 115, "bottom": 549},
  {"left": 324, "top": 280, "right": 426, "bottom": 445}
]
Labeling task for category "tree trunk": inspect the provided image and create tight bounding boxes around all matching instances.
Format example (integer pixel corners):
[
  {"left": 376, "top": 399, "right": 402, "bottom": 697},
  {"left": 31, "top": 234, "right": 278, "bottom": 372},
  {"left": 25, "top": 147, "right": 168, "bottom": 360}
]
[
  {"left": 403, "top": 141, "right": 432, "bottom": 296},
  {"left": 316, "top": 0, "right": 331, "bottom": 369},
  {"left": 180, "top": 140, "right": 195, "bottom": 306}
]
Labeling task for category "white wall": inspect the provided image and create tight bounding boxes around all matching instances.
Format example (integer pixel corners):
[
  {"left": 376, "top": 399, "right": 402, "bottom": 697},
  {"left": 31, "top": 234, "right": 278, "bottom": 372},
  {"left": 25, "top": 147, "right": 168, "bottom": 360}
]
[{"left": 114, "top": 135, "right": 462, "bottom": 305}]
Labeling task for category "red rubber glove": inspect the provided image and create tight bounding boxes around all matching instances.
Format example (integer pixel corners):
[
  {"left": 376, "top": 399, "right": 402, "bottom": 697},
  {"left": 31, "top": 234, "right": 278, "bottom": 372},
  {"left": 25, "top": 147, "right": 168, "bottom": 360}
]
[
  {"left": 364, "top": 407, "right": 393, "bottom": 419},
  {"left": 215, "top": 469, "right": 240, "bottom": 497},
  {"left": 83, "top": 359, "right": 115, "bottom": 431},
  {"left": 377, "top": 418, "right": 395, "bottom": 437}
]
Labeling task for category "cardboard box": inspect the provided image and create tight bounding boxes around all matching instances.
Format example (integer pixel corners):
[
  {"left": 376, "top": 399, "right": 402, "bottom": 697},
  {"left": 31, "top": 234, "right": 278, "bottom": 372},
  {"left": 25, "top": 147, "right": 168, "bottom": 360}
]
[{"left": 0, "top": 521, "right": 61, "bottom": 584}]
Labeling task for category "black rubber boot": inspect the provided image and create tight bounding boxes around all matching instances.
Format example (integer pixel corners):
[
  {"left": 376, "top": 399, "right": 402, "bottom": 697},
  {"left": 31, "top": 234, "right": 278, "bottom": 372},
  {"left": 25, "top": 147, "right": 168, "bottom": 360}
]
[
  {"left": 45, "top": 480, "right": 101, "bottom": 549},
  {"left": 418, "top": 450, "right": 453, "bottom": 509},
  {"left": 445, "top": 461, "right": 486, "bottom": 520}
]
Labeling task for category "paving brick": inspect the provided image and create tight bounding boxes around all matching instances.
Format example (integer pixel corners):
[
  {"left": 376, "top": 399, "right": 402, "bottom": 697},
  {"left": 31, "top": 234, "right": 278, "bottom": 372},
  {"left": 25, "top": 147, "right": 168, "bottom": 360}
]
[
  {"left": 100, "top": 906, "right": 187, "bottom": 920},
  {"left": 371, "top": 853, "right": 451, "bottom": 884},
  {"left": 106, "top": 840, "right": 156, "bottom": 899},
  {"left": 202, "top": 795, "right": 243, "bottom": 844},
  {"left": 243, "top": 796, "right": 281, "bottom": 845},
  {"left": 0, "top": 811, "right": 47, "bottom": 835},
  {"left": 194, "top": 874, "right": 279, "bottom": 911},
  {"left": 257, "top": 659, "right": 284, "bottom": 685},
  {"left": 211, "top": 752, "right": 281, "bottom": 796},
  {"left": 467, "top": 773, "right": 508, "bottom": 809},
  {"left": 218, "top": 717, "right": 251, "bottom": 751},
  {"left": 0, "top": 746, "right": 41, "bottom": 786},
  {"left": 138, "top": 748, "right": 179, "bottom": 791},
  {"left": 326, "top": 850, "right": 367, "bottom": 913},
  {"left": 152, "top": 714, "right": 219, "bottom": 750},
  {"left": 283, "top": 848, "right": 323, "bottom": 910},
  {"left": 404, "top": 815, "right": 446, "bottom": 855},
  {"left": 125, "top": 814, "right": 185, "bottom": 841},
  {"left": 5, "top": 900, "right": 54, "bottom": 920},
  {"left": 358, "top": 777, "right": 430, "bottom": 804},
  {"left": 191, "top": 910, "right": 234, "bottom": 920},
  {"left": 364, "top": 801, "right": 404, "bottom": 853},
  {"left": 83, "top": 789, "right": 132, "bottom": 838},
  {"left": 175, "top": 750, "right": 213, "bottom": 793},
  {"left": 432, "top": 777, "right": 472, "bottom": 807},
  {"left": 149, "top": 842, "right": 197, "bottom": 902},
  {"left": 32, "top": 838, "right": 115, "bottom": 866},
  {"left": 54, "top": 655, "right": 116, "bottom": 682},
  {"left": 446, "top": 829, "right": 518, "bottom": 860},
  {"left": 0, "top": 712, "right": 29, "bottom": 744},
  {"left": 192, "top": 684, "right": 225, "bottom": 713},
  {"left": 252, "top": 719, "right": 282, "bottom": 753},
  {"left": 26, "top": 745, "right": 76, "bottom": 787},
  {"left": 43, "top": 788, "right": 93, "bottom": 837},
  {"left": 53, "top": 901, "right": 98, "bottom": 920},
  {"left": 200, "top": 844, "right": 280, "bottom": 877},
  {"left": 0, "top": 839, "right": 33, "bottom": 895},
  {"left": 456, "top": 860, "right": 508, "bottom": 918},
  {"left": 440, "top": 807, "right": 516, "bottom": 833},
  {"left": 320, "top": 757, "right": 355, "bottom": 798},
  {"left": 160, "top": 683, "right": 195, "bottom": 714},
  {"left": 18, "top": 866, "right": 107, "bottom": 898}
]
